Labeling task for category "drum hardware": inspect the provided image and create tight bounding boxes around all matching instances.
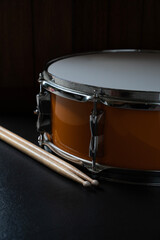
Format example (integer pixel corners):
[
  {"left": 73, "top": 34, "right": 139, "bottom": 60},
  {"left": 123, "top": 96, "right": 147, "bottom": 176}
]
[
  {"left": 99, "top": 168, "right": 160, "bottom": 186},
  {"left": 42, "top": 74, "right": 92, "bottom": 103},
  {"left": 34, "top": 76, "right": 51, "bottom": 134},
  {"left": 35, "top": 81, "right": 105, "bottom": 172},
  {"left": 89, "top": 91, "right": 99, "bottom": 170},
  {"left": 100, "top": 96, "right": 160, "bottom": 111},
  {"left": 38, "top": 73, "right": 43, "bottom": 93},
  {"left": 42, "top": 132, "right": 83, "bottom": 166},
  {"left": 41, "top": 135, "right": 107, "bottom": 172},
  {"left": 42, "top": 71, "right": 160, "bottom": 111},
  {"left": 38, "top": 134, "right": 44, "bottom": 147},
  {"left": 36, "top": 73, "right": 105, "bottom": 172},
  {"left": 30, "top": 123, "right": 160, "bottom": 186},
  {"left": 89, "top": 107, "right": 98, "bottom": 170},
  {"left": 35, "top": 50, "right": 160, "bottom": 185}
]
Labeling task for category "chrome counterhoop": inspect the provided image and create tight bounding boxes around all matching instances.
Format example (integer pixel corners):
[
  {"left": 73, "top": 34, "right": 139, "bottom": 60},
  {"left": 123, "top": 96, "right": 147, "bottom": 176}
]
[
  {"left": 41, "top": 134, "right": 160, "bottom": 186},
  {"left": 41, "top": 137, "right": 107, "bottom": 172},
  {"left": 40, "top": 49, "right": 160, "bottom": 110},
  {"left": 41, "top": 72, "right": 160, "bottom": 110},
  {"left": 42, "top": 80, "right": 93, "bottom": 102}
]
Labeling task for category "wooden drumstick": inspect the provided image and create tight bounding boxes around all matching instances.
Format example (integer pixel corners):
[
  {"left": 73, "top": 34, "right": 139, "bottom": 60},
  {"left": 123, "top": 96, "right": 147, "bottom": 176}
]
[
  {"left": 0, "top": 126, "right": 99, "bottom": 186},
  {"left": 0, "top": 127, "right": 91, "bottom": 187},
  {"left": 42, "top": 142, "right": 98, "bottom": 186}
]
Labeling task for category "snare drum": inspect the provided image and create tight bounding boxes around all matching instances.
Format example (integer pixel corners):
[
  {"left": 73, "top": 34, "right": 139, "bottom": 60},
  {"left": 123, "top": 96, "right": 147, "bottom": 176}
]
[{"left": 35, "top": 50, "right": 160, "bottom": 184}]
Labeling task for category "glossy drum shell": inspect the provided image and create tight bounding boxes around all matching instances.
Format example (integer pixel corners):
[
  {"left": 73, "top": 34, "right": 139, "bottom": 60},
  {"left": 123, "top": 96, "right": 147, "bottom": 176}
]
[{"left": 51, "top": 94, "right": 160, "bottom": 170}]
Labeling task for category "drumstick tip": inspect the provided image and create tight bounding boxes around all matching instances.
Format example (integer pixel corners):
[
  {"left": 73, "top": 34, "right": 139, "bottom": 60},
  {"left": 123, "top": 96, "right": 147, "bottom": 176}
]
[
  {"left": 83, "top": 181, "right": 91, "bottom": 187},
  {"left": 91, "top": 179, "right": 99, "bottom": 186}
]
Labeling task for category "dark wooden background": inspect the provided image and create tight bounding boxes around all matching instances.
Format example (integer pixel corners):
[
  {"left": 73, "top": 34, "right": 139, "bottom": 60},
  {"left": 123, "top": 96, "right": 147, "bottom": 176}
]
[{"left": 0, "top": 0, "right": 160, "bottom": 113}]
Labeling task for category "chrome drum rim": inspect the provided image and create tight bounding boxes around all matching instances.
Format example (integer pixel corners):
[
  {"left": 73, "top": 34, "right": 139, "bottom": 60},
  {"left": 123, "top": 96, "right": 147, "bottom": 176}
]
[{"left": 41, "top": 49, "right": 160, "bottom": 111}]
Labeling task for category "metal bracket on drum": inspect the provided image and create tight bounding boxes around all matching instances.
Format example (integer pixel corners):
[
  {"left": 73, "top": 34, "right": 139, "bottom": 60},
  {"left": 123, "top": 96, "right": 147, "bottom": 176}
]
[
  {"left": 89, "top": 92, "right": 99, "bottom": 171},
  {"left": 34, "top": 74, "right": 51, "bottom": 134},
  {"left": 100, "top": 90, "right": 160, "bottom": 111},
  {"left": 41, "top": 71, "right": 93, "bottom": 103},
  {"left": 89, "top": 104, "right": 98, "bottom": 170},
  {"left": 89, "top": 91, "right": 105, "bottom": 171},
  {"left": 40, "top": 133, "right": 107, "bottom": 172}
]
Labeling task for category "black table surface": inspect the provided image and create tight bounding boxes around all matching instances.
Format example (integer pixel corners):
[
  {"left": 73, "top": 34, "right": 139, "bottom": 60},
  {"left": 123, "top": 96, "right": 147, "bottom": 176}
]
[{"left": 0, "top": 114, "right": 160, "bottom": 240}]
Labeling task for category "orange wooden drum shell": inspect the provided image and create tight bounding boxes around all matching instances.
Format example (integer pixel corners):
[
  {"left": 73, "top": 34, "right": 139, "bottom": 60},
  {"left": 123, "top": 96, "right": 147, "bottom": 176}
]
[{"left": 50, "top": 94, "right": 160, "bottom": 170}]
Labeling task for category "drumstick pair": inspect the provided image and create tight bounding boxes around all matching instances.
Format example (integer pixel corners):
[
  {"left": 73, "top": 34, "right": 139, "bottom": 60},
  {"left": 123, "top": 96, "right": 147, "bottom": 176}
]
[{"left": 0, "top": 126, "right": 99, "bottom": 187}]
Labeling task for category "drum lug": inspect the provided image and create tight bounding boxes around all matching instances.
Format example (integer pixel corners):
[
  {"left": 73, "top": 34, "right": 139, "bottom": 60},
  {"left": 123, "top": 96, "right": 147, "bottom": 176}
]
[
  {"left": 89, "top": 92, "right": 98, "bottom": 170},
  {"left": 89, "top": 113, "right": 98, "bottom": 170},
  {"left": 35, "top": 74, "right": 51, "bottom": 134},
  {"left": 89, "top": 91, "right": 105, "bottom": 171}
]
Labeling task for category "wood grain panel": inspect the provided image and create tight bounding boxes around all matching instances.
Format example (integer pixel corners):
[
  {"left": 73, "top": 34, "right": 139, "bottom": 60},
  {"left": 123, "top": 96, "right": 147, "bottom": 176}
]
[
  {"left": 108, "top": 0, "right": 143, "bottom": 49},
  {"left": 142, "top": 0, "right": 160, "bottom": 50},
  {"left": 0, "top": 1, "right": 33, "bottom": 87},
  {"left": 33, "top": 0, "right": 72, "bottom": 79},
  {"left": 72, "top": 0, "right": 109, "bottom": 53},
  {"left": 0, "top": 0, "right": 34, "bottom": 113}
]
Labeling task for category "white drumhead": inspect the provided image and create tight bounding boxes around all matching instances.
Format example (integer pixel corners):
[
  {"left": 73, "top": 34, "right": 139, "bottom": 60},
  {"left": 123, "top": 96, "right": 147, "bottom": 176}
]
[{"left": 48, "top": 51, "right": 160, "bottom": 92}]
